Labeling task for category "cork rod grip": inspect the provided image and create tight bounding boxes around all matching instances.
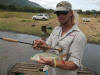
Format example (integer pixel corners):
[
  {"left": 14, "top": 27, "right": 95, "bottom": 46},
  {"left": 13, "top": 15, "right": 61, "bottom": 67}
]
[{"left": 2, "top": 37, "right": 18, "bottom": 42}]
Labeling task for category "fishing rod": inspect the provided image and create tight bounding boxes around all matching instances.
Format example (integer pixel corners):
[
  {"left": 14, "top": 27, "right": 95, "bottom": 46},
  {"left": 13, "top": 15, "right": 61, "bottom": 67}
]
[
  {"left": 0, "top": 37, "right": 62, "bottom": 51},
  {"left": 0, "top": 37, "right": 32, "bottom": 45}
]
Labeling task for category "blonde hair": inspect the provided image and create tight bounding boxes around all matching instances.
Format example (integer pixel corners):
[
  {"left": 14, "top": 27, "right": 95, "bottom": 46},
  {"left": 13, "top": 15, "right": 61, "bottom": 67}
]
[{"left": 73, "top": 11, "right": 79, "bottom": 25}]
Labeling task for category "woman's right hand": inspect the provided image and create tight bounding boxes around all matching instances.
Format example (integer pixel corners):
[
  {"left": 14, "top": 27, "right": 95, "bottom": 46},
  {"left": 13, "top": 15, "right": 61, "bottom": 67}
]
[{"left": 33, "top": 40, "right": 49, "bottom": 51}]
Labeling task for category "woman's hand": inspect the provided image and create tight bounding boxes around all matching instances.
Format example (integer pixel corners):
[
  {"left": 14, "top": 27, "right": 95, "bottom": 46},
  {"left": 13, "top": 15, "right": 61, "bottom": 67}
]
[
  {"left": 33, "top": 40, "right": 49, "bottom": 51},
  {"left": 38, "top": 57, "right": 53, "bottom": 66}
]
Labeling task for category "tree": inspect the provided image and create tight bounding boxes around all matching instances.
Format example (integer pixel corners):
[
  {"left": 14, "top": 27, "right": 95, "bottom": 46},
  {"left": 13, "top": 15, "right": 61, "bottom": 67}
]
[
  {"left": 7, "top": 5, "right": 17, "bottom": 11},
  {"left": 86, "top": 10, "right": 91, "bottom": 15},
  {"left": 91, "top": 10, "right": 97, "bottom": 18},
  {"left": 77, "top": 9, "right": 83, "bottom": 14},
  {"left": 0, "top": 4, "right": 6, "bottom": 9},
  {"left": 97, "top": 11, "right": 100, "bottom": 14}
]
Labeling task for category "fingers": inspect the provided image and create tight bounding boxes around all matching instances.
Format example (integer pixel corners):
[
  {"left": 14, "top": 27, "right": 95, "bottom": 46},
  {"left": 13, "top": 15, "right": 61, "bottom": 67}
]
[
  {"left": 39, "top": 57, "right": 53, "bottom": 65},
  {"left": 33, "top": 40, "right": 43, "bottom": 50},
  {"left": 40, "top": 56, "right": 46, "bottom": 61},
  {"left": 34, "top": 40, "right": 45, "bottom": 46},
  {"left": 33, "top": 40, "right": 48, "bottom": 50},
  {"left": 33, "top": 44, "right": 46, "bottom": 50},
  {"left": 38, "top": 57, "right": 46, "bottom": 64}
]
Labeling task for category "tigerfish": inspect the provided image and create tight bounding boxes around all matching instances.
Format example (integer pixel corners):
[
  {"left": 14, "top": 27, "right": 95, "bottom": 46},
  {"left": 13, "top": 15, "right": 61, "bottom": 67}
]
[{"left": 30, "top": 52, "right": 61, "bottom": 61}]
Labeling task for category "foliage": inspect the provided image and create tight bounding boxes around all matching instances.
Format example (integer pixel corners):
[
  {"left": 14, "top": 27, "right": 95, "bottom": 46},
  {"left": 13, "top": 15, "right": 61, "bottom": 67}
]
[
  {"left": 0, "top": 4, "right": 54, "bottom": 13},
  {"left": 77, "top": 9, "right": 100, "bottom": 15}
]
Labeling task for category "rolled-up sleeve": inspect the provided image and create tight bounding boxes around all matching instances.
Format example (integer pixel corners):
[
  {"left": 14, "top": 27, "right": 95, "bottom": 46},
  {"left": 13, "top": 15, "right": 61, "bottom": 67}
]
[{"left": 68, "top": 32, "right": 87, "bottom": 68}]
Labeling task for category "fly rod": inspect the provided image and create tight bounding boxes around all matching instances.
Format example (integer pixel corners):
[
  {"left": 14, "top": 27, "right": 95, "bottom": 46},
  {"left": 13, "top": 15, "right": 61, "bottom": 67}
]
[
  {"left": 0, "top": 37, "right": 32, "bottom": 45},
  {"left": 0, "top": 37, "right": 62, "bottom": 51}
]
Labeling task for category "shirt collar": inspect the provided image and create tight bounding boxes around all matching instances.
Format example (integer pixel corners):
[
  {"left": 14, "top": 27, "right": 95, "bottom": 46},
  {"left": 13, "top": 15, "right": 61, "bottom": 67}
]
[
  {"left": 60, "top": 24, "right": 80, "bottom": 34},
  {"left": 69, "top": 24, "right": 80, "bottom": 32},
  {"left": 58, "top": 24, "right": 80, "bottom": 41}
]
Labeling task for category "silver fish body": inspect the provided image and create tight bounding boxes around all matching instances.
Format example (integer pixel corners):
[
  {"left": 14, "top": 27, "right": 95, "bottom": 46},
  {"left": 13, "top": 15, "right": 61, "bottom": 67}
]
[{"left": 30, "top": 52, "right": 61, "bottom": 61}]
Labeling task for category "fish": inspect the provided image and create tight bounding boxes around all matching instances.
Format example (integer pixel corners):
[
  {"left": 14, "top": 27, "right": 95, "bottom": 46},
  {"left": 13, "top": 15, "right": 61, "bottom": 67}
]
[{"left": 30, "top": 52, "right": 61, "bottom": 61}]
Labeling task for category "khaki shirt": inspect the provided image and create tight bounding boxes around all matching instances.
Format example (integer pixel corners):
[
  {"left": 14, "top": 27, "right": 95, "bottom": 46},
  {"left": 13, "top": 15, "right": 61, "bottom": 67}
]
[{"left": 46, "top": 24, "right": 87, "bottom": 75}]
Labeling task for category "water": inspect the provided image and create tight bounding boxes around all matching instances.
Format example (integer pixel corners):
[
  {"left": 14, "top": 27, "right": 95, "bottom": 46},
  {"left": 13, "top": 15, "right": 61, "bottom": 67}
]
[
  {"left": 0, "top": 31, "right": 42, "bottom": 75},
  {"left": 0, "top": 31, "right": 100, "bottom": 75},
  {"left": 82, "top": 43, "right": 100, "bottom": 75}
]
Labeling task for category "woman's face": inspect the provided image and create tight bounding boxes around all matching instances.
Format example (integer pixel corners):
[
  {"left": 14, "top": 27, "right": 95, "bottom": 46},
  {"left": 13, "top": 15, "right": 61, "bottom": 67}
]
[{"left": 57, "top": 10, "right": 73, "bottom": 25}]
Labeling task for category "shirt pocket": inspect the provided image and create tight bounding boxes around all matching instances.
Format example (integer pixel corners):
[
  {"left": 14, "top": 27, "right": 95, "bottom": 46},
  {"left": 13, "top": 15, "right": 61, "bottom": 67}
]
[{"left": 59, "top": 36, "right": 74, "bottom": 49}]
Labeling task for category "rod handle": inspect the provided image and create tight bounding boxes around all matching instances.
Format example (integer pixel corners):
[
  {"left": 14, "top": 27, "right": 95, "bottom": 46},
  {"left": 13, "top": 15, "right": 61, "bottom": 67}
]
[{"left": 2, "top": 37, "right": 18, "bottom": 42}]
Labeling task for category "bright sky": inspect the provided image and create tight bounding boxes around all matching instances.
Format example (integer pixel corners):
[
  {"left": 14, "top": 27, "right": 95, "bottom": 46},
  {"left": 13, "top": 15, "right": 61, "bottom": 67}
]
[{"left": 29, "top": 0, "right": 100, "bottom": 11}]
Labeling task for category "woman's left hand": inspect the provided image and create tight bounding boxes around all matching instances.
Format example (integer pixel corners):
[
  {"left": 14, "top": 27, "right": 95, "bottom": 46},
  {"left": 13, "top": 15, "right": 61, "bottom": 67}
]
[{"left": 38, "top": 57, "right": 53, "bottom": 66}]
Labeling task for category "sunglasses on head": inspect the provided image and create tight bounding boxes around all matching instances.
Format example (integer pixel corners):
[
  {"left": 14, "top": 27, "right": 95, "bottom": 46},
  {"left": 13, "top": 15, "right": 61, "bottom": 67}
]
[{"left": 54, "top": 11, "right": 69, "bottom": 16}]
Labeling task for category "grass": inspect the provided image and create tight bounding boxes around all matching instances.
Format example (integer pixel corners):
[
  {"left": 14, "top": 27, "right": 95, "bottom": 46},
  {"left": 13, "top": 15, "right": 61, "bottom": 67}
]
[
  {"left": 0, "top": 10, "right": 100, "bottom": 44},
  {"left": 0, "top": 11, "right": 54, "bottom": 36}
]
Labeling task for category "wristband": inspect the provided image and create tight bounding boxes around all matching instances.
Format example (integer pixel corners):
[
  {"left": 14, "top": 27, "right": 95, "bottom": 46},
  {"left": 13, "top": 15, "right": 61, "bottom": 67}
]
[
  {"left": 54, "top": 59, "right": 56, "bottom": 67},
  {"left": 62, "top": 60, "right": 65, "bottom": 64}
]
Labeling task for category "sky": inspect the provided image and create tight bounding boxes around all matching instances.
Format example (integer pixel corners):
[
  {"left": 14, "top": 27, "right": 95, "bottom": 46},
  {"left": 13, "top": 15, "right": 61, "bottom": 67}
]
[{"left": 29, "top": 0, "right": 100, "bottom": 11}]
